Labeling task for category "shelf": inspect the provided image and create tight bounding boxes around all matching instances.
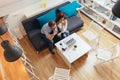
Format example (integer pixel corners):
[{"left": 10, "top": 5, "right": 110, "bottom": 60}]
[
  {"left": 82, "top": 3, "right": 110, "bottom": 20},
  {"left": 81, "top": 9, "right": 107, "bottom": 28},
  {"left": 105, "top": 27, "right": 120, "bottom": 38},
  {"left": 91, "top": 7, "right": 110, "bottom": 20},
  {"left": 110, "top": 19, "right": 120, "bottom": 28},
  {"left": 93, "top": 0, "right": 106, "bottom": 5},
  {"left": 81, "top": 0, "right": 120, "bottom": 39},
  {"left": 81, "top": 8, "right": 97, "bottom": 21},
  {"left": 93, "top": 0, "right": 115, "bottom": 11},
  {"left": 82, "top": 8, "right": 120, "bottom": 39}
]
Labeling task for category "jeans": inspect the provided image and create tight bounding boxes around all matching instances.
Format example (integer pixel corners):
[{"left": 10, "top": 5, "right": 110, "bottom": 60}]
[{"left": 61, "top": 30, "right": 69, "bottom": 39}]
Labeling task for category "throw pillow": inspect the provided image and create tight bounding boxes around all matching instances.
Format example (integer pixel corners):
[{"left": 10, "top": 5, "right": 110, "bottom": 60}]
[
  {"left": 58, "top": 3, "right": 77, "bottom": 18},
  {"left": 36, "top": 9, "right": 56, "bottom": 28},
  {"left": 58, "top": 1, "right": 82, "bottom": 18}
]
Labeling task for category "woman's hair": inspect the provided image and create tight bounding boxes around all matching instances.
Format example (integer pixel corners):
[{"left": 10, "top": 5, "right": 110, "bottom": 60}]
[
  {"left": 48, "top": 20, "right": 56, "bottom": 27},
  {"left": 55, "top": 12, "right": 67, "bottom": 24}
]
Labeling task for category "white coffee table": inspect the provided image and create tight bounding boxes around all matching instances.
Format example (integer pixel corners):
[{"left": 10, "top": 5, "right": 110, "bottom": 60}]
[{"left": 55, "top": 33, "right": 91, "bottom": 67}]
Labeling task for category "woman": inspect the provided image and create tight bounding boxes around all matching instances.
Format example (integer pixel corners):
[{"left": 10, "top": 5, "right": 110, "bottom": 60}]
[{"left": 55, "top": 12, "right": 69, "bottom": 39}]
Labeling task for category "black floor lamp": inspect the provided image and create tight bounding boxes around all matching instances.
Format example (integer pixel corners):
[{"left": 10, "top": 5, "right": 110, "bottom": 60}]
[
  {"left": 0, "top": 24, "right": 22, "bottom": 62},
  {"left": 112, "top": 0, "right": 120, "bottom": 18}
]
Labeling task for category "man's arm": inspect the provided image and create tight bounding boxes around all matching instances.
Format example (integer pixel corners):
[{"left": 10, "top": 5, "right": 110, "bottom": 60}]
[
  {"left": 47, "top": 34, "right": 55, "bottom": 40},
  {"left": 47, "top": 29, "right": 57, "bottom": 40}
]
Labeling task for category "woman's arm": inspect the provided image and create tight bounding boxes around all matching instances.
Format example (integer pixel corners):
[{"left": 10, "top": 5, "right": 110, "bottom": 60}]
[
  {"left": 57, "top": 19, "right": 68, "bottom": 33},
  {"left": 63, "top": 20, "right": 68, "bottom": 32}
]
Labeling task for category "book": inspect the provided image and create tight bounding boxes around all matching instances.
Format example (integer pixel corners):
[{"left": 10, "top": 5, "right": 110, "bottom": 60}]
[{"left": 112, "top": 25, "right": 120, "bottom": 34}]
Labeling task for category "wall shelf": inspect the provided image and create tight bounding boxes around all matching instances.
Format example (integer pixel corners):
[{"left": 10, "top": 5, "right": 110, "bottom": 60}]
[{"left": 80, "top": 0, "right": 120, "bottom": 39}]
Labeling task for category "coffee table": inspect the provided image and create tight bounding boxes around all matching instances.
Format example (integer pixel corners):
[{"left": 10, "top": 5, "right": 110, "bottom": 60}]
[{"left": 55, "top": 33, "right": 91, "bottom": 67}]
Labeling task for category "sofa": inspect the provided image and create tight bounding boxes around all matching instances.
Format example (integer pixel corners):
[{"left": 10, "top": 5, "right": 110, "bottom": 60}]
[{"left": 22, "top": 1, "right": 84, "bottom": 52}]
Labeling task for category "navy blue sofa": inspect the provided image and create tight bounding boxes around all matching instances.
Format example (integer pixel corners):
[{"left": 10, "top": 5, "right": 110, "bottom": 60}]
[{"left": 22, "top": 1, "right": 84, "bottom": 52}]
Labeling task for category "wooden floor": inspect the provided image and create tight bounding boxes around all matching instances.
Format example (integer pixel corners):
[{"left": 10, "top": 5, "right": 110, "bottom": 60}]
[{"left": 20, "top": 13, "right": 120, "bottom": 80}]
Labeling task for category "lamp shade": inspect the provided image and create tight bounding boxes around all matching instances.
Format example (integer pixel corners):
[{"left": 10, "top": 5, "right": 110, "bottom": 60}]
[
  {"left": 112, "top": 0, "right": 120, "bottom": 18},
  {"left": 1, "top": 40, "right": 22, "bottom": 62},
  {"left": 0, "top": 24, "right": 8, "bottom": 36}
]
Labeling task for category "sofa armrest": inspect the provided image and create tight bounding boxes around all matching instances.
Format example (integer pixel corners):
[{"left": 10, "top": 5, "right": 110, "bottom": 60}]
[
  {"left": 76, "top": 3, "right": 84, "bottom": 11},
  {"left": 76, "top": 3, "right": 84, "bottom": 17}
]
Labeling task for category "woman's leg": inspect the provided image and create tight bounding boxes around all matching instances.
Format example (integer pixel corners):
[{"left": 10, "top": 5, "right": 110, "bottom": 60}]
[{"left": 62, "top": 31, "right": 69, "bottom": 39}]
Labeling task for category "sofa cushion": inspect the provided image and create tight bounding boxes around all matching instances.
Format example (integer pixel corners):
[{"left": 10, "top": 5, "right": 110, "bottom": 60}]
[
  {"left": 58, "top": 3, "right": 77, "bottom": 18},
  {"left": 68, "top": 16, "right": 83, "bottom": 33},
  {"left": 36, "top": 9, "right": 56, "bottom": 28}
]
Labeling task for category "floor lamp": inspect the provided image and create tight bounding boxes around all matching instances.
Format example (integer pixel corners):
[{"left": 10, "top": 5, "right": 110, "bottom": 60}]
[
  {"left": 0, "top": 24, "right": 22, "bottom": 62},
  {"left": 112, "top": 0, "right": 120, "bottom": 18}
]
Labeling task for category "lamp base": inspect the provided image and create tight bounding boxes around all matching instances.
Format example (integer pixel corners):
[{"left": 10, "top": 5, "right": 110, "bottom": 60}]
[{"left": 112, "top": 0, "right": 120, "bottom": 18}]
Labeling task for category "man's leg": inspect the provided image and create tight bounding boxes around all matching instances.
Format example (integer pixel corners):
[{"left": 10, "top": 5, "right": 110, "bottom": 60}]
[
  {"left": 48, "top": 40, "right": 55, "bottom": 54},
  {"left": 53, "top": 35, "right": 62, "bottom": 43},
  {"left": 41, "top": 34, "right": 55, "bottom": 54}
]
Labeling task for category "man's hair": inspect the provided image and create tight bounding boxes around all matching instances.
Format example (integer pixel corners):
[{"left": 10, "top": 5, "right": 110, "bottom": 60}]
[{"left": 48, "top": 21, "right": 56, "bottom": 27}]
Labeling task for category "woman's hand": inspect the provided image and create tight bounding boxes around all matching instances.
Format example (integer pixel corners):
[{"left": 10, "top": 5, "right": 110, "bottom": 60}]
[
  {"left": 62, "top": 20, "right": 66, "bottom": 26},
  {"left": 53, "top": 29, "right": 57, "bottom": 35}
]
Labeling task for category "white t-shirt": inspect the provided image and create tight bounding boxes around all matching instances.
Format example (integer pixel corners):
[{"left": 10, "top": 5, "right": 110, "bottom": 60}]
[{"left": 57, "top": 20, "right": 68, "bottom": 33}]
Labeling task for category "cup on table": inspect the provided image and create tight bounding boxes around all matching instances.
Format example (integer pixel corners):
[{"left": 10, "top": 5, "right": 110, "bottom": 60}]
[{"left": 73, "top": 45, "right": 77, "bottom": 50}]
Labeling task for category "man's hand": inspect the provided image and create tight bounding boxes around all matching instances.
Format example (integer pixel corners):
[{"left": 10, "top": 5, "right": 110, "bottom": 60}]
[
  {"left": 47, "top": 30, "right": 57, "bottom": 40},
  {"left": 53, "top": 29, "right": 57, "bottom": 35},
  {"left": 47, "top": 34, "right": 53, "bottom": 40}
]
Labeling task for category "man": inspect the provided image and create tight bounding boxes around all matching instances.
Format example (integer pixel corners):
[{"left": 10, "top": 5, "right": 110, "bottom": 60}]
[{"left": 41, "top": 21, "right": 61, "bottom": 54}]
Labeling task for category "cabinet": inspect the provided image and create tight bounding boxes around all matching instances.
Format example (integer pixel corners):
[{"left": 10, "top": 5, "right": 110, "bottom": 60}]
[{"left": 80, "top": 0, "right": 120, "bottom": 39}]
